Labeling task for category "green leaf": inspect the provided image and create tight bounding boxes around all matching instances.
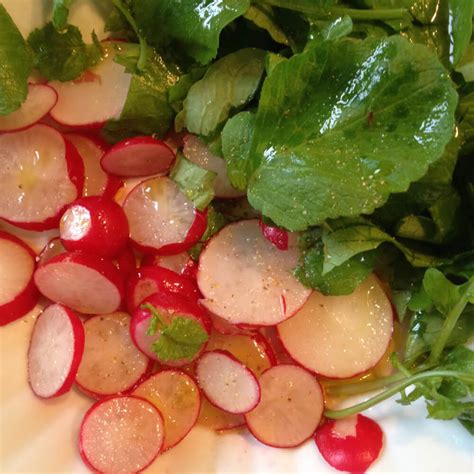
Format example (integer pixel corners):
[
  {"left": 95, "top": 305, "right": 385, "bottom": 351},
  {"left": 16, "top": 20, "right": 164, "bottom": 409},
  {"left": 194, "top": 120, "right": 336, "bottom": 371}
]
[
  {"left": 311, "top": 15, "right": 353, "bottom": 42},
  {"left": 456, "top": 43, "right": 474, "bottom": 82},
  {"left": 52, "top": 0, "right": 74, "bottom": 31},
  {"left": 0, "top": 4, "right": 33, "bottom": 115},
  {"left": 244, "top": 4, "right": 290, "bottom": 46},
  {"left": 168, "top": 66, "right": 207, "bottom": 111},
  {"left": 247, "top": 37, "right": 457, "bottom": 231}
]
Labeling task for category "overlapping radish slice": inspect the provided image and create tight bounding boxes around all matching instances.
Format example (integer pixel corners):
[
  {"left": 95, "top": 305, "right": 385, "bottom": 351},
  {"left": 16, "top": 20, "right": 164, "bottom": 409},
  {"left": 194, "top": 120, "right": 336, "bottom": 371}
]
[
  {"left": 76, "top": 312, "right": 151, "bottom": 398},
  {"left": 123, "top": 176, "right": 207, "bottom": 255},
  {"left": 197, "top": 219, "right": 311, "bottom": 326},
  {"left": 259, "top": 219, "right": 289, "bottom": 250},
  {"left": 278, "top": 274, "right": 393, "bottom": 378},
  {"left": 183, "top": 134, "right": 244, "bottom": 199},
  {"left": 0, "top": 231, "right": 39, "bottom": 326},
  {"left": 101, "top": 136, "right": 176, "bottom": 177},
  {"left": 27, "top": 304, "right": 84, "bottom": 398},
  {"left": 0, "top": 124, "right": 84, "bottom": 230},
  {"left": 37, "top": 237, "right": 65, "bottom": 266},
  {"left": 34, "top": 251, "right": 124, "bottom": 314},
  {"left": 133, "top": 370, "right": 201, "bottom": 451},
  {"left": 79, "top": 395, "right": 164, "bottom": 474},
  {"left": 245, "top": 364, "right": 324, "bottom": 448},
  {"left": 0, "top": 84, "right": 57, "bottom": 132},
  {"left": 114, "top": 245, "right": 137, "bottom": 277},
  {"left": 49, "top": 44, "right": 132, "bottom": 128},
  {"left": 142, "top": 252, "right": 197, "bottom": 278},
  {"left": 315, "top": 414, "right": 384, "bottom": 473},
  {"left": 198, "top": 398, "right": 245, "bottom": 431}
]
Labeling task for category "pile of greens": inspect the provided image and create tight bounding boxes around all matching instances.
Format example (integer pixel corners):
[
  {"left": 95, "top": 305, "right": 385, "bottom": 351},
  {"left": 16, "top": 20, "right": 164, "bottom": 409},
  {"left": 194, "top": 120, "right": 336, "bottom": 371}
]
[{"left": 1, "top": 0, "right": 473, "bottom": 432}]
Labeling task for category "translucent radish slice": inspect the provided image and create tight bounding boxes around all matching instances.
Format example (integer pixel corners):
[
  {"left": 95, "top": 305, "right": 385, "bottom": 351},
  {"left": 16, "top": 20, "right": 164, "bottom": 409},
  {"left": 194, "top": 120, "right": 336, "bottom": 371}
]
[
  {"left": 0, "top": 84, "right": 57, "bottom": 132},
  {"left": 198, "top": 398, "right": 245, "bottom": 431},
  {"left": 183, "top": 134, "right": 244, "bottom": 199},
  {"left": 28, "top": 304, "right": 84, "bottom": 398},
  {"left": 101, "top": 136, "right": 176, "bottom": 177},
  {"left": 123, "top": 176, "right": 207, "bottom": 255},
  {"left": 37, "top": 237, "right": 65, "bottom": 266},
  {"left": 79, "top": 395, "right": 164, "bottom": 474},
  {"left": 278, "top": 274, "right": 393, "bottom": 379},
  {"left": 198, "top": 220, "right": 311, "bottom": 326},
  {"left": 245, "top": 364, "right": 324, "bottom": 448},
  {"left": 76, "top": 312, "right": 151, "bottom": 398},
  {"left": 133, "top": 370, "right": 201, "bottom": 450},
  {"left": 142, "top": 252, "right": 196, "bottom": 278},
  {"left": 0, "top": 231, "right": 39, "bottom": 326},
  {"left": 0, "top": 124, "right": 84, "bottom": 230}
]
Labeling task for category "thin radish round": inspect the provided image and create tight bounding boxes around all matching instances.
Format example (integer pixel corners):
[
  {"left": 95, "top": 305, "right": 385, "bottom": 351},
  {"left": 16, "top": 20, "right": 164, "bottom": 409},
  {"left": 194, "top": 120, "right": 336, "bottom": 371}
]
[
  {"left": 183, "top": 134, "right": 244, "bottom": 199},
  {"left": 259, "top": 327, "right": 295, "bottom": 365},
  {"left": 49, "top": 44, "right": 132, "bottom": 128},
  {"left": 0, "top": 84, "right": 57, "bottom": 132},
  {"left": 198, "top": 398, "right": 245, "bottom": 431},
  {"left": 27, "top": 304, "right": 84, "bottom": 398},
  {"left": 315, "top": 414, "right": 384, "bottom": 473},
  {"left": 79, "top": 395, "right": 164, "bottom": 474},
  {"left": 259, "top": 219, "right": 289, "bottom": 251},
  {"left": 277, "top": 274, "right": 393, "bottom": 378},
  {"left": 60, "top": 196, "right": 129, "bottom": 258},
  {"left": 123, "top": 176, "right": 207, "bottom": 255},
  {"left": 101, "top": 136, "right": 176, "bottom": 177},
  {"left": 245, "top": 364, "right": 324, "bottom": 448},
  {"left": 197, "top": 220, "right": 311, "bottom": 326},
  {"left": 34, "top": 251, "right": 124, "bottom": 315},
  {"left": 133, "top": 370, "right": 201, "bottom": 451},
  {"left": 0, "top": 124, "right": 84, "bottom": 230},
  {"left": 37, "top": 237, "right": 65, "bottom": 266},
  {"left": 0, "top": 231, "right": 39, "bottom": 326},
  {"left": 208, "top": 312, "right": 243, "bottom": 336},
  {"left": 142, "top": 252, "right": 197, "bottom": 278},
  {"left": 196, "top": 350, "right": 260, "bottom": 414},
  {"left": 76, "top": 312, "right": 151, "bottom": 398}
]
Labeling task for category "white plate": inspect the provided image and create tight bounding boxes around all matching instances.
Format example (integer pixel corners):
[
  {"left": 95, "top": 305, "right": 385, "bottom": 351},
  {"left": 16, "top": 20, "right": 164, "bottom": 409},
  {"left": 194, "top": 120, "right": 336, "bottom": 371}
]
[{"left": 0, "top": 1, "right": 473, "bottom": 472}]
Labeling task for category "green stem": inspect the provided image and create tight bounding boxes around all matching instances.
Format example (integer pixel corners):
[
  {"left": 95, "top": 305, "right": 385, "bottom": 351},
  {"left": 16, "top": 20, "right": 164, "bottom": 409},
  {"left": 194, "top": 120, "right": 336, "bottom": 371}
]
[
  {"left": 324, "top": 372, "right": 406, "bottom": 397},
  {"left": 141, "top": 303, "right": 165, "bottom": 335}
]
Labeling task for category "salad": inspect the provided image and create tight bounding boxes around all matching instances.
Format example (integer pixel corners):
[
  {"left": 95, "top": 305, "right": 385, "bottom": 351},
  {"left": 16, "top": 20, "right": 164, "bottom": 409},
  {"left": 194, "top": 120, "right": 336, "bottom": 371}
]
[{"left": 0, "top": 0, "right": 473, "bottom": 473}]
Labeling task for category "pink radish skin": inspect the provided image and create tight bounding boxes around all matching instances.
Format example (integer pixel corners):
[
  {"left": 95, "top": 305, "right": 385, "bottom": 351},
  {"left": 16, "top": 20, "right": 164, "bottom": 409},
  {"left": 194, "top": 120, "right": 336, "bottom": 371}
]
[
  {"left": 0, "top": 231, "right": 39, "bottom": 326},
  {"left": 259, "top": 219, "right": 289, "bottom": 251},
  {"left": 37, "top": 237, "right": 65, "bottom": 266},
  {"left": 133, "top": 370, "right": 201, "bottom": 451},
  {"left": 34, "top": 251, "right": 124, "bottom": 315},
  {"left": 315, "top": 414, "right": 384, "bottom": 473},
  {"left": 101, "top": 136, "right": 176, "bottom": 178},
  {"left": 60, "top": 196, "right": 129, "bottom": 258},
  {"left": 0, "top": 125, "right": 84, "bottom": 231},
  {"left": 142, "top": 252, "right": 197, "bottom": 279},
  {"left": 0, "top": 84, "right": 57, "bottom": 132},
  {"left": 28, "top": 304, "right": 84, "bottom": 398},
  {"left": 196, "top": 350, "right": 261, "bottom": 414},
  {"left": 245, "top": 364, "right": 324, "bottom": 448},
  {"left": 76, "top": 312, "right": 152, "bottom": 399},
  {"left": 79, "top": 395, "right": 164, "bottom": 474}
]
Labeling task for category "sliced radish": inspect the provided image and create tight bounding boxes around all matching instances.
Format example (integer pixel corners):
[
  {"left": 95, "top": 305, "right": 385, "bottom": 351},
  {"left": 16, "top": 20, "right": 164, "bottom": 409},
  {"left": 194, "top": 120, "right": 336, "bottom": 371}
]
[
  {"left": 123, "top": 176, "right": 207, "bottom": 255},
  {"left": 126, "top": 266, "right": 200, "bottom": 313},
  {"left": 259, "top": 219, "right": 289, "bottom": 251},
  {"left": 101, "top": 136, "right": 176, "bottom": 177},
  {"left": 60, "top": 196, "right": 129, "bottom": 258},
  {"left": 27, "top": 304, "right": 84, "bottom": 398},
  {"left": 183, "top": 134, "right": 244, "bottom": 199},
  {"left": 245, "top": 364, "right": 324, "bottom": 448},
  {"left": 259, "top": 326, "right": 295, "bottom": 365},
  {"left": 208, "top": 312, "right": 245, "bottom": 336},
  {"left": 0, "top": 124, "right": 84, "bottom": 230},
  {"left": 277, "top": 274, "right": 393, "bottom": 379},
  {"left": 197, "top": 220, "right": 311, "bottom": 326},
  {"left": 114, "top": 245, "right": 137, "bottom": 277},
  {"left": 37, "top": 237, "right": 65, "bottom": 266},
  {"left": 142, "top": 252, "right": 197, "bottom": 278},
  {"left": 133, "top": 370, "right": 201, "bottom": 450},
  {"left": 0, "top": 231, "right": 39, "bottom": 326},
  {"left": 49, "top": 44, "right": 132, "bottom": 128},
  {"left": 76, "top": 312, "right": 151, "bottom": 398},
  {"left": 34, "top": 251, "right": 124, "bottom": 315},
  {"left": 0, "top": 84, "right": 57, "bottom": 132},
  {"left": 196, "top": 350, "right": 260, "bottom": 414},
  {"left": 79, "top": 395, "right": 164, "bottom": 474},
  {"left": 315, "top": 414, "right": 384, "bottom": 473},
  {"left": 198, "top": 397, "right": 245, "bottom": 431}
]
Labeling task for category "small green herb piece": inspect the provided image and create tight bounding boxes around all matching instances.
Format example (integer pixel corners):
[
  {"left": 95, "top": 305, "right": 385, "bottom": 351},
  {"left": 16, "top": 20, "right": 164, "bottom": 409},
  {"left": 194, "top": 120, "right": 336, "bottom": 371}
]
[
  {"left": 243, "top": 4, "right": 290, "bottom": 46},
  {"left": 52, "top": 0, "right": 74, "bottom": 31}
]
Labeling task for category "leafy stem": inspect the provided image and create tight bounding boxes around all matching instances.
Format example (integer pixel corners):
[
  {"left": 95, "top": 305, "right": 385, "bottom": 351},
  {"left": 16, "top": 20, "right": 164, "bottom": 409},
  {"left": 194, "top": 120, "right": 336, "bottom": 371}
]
[{"left": 141, "top": 303, "right": 165, "bottom": 335}]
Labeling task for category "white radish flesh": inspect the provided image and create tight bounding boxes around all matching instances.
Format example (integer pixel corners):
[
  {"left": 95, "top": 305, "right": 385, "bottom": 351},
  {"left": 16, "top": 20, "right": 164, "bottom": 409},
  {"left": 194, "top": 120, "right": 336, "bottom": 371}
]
[
  {"left": 142, "top": 252, "right": 196, "bottom": 277},
  {"left": 278, "top": 274, "right": 393, "bottom": 378}
]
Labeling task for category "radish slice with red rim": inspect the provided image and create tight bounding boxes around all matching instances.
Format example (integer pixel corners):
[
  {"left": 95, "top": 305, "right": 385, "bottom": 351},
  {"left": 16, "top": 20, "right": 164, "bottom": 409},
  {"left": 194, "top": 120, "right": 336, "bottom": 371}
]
[
  {"left": 133, "top": 369, "right": 201, "bottom": 451},
  {"left": 0, "top": 124, "right": 84, "bottom": 230},
  {"left": 76, "top": 312, "right": 151, "bottom": 398},
  {"left": 37, "top": 237, "right": 65, "bottom": 266},
  {"left": 245, "top": 364, "right": 324, "bottom": 448},
  {"left": 28, "top": 304, "right": 84, "bottom": 398},
  {"left": 79, "top": 395, "right": 164, "bottom": 474},
  {"left": 277, "top": 274, "right": 393, "bottom": 379},
  {"left": 123, "top": 176, "right": 207, "bottom": 255},
  {"left": 259, "top": 219, "right": 289, "bottom": 251},
  {"left": 0, "top": 84, "right": 57, "bottom": 132},
  {"left": 142, "top": 252, "right": 197, "bottom": 278},
  {"left": 34, "top": 251, "right": 124, "bottom": 315},
  {"left": 197, "top": 219, "right": 311, "bottom": 326},
  {"left": 101, "top": 136, "right": 176, "bottom": 177},
  {"left": 315, "top": 414, "right": 384, "bottom": 473},
  {"left": 0, "top": 231, "right": 39, "bottom": 326}
]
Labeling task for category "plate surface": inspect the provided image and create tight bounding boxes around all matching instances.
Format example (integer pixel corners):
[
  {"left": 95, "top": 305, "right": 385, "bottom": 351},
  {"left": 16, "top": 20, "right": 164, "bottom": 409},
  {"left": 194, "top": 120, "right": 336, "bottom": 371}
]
[{"left": 0, "top": 1, "right": 473, "bottom": 472}]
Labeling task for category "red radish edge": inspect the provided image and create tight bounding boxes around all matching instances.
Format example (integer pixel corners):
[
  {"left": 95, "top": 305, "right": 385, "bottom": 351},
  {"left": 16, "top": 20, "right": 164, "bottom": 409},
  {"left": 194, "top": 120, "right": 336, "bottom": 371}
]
[{"left": 259, "top": 219, "right": 289, "bottom": 251}]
